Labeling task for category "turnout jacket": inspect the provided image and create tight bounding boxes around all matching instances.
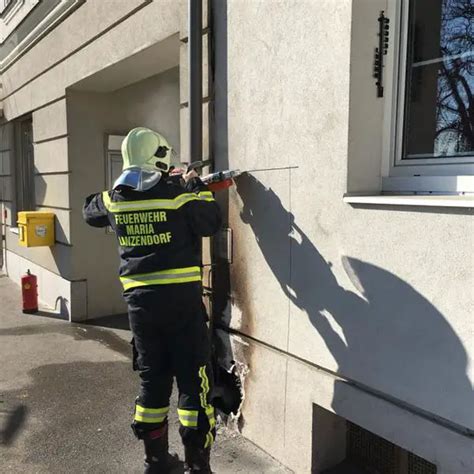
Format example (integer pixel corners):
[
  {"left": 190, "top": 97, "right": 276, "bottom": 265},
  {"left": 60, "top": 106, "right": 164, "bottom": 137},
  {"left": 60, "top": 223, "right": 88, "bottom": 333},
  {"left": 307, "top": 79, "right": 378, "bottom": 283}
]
[{"left": 83, "top": 176, "right": 221, "bottom": 291}]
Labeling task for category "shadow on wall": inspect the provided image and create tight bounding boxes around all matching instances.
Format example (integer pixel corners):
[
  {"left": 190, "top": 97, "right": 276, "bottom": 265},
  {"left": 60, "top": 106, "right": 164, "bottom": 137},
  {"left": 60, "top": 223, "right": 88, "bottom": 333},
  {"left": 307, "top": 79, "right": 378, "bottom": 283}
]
[{"left": 235, "top": 172, "right": 473, "bottom": 432}]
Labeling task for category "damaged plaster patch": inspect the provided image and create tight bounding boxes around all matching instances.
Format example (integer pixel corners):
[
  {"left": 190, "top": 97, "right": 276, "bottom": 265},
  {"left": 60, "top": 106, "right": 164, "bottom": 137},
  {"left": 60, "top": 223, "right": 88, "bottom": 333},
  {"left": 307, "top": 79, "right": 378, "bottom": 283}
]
[
  {"left": 214, "top": 330, "right": 251, "bottom": 430},
  {"left": 229, "top": 335, "right": 249, "bottom": 348},
  {"left": 228, "top": 305, "right": 244, "bottom": 329},
  {"left": 224, "top": 360, "right": 250, "bottom": 430}
]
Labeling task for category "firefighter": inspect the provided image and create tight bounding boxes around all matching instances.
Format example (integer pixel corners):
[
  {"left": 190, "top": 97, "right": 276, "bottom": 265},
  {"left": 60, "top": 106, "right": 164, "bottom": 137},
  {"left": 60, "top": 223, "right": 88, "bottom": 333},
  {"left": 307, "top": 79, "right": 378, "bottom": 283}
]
[{"left": 83, "top": 127, "right": 221, "bottom": 473}]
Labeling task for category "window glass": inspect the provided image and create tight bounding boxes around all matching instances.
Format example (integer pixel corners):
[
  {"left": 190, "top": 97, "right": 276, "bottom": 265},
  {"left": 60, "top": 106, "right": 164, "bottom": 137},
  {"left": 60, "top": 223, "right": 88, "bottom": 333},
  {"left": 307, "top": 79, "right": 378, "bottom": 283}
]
[
  {"left": 106, "top": 135, "right": 126, "bottom": 189},
  {"left": 106, "top": 136, "right": 126, "bottom": 234},
  {"left": 14, "top": 117, "right": 35, "bottom": 212},
  {"left": 108, "top": 152, "right": 123, "bottom": 189},
  {"left": 402, "top": 0, "right": 473, "bottom": 160}
]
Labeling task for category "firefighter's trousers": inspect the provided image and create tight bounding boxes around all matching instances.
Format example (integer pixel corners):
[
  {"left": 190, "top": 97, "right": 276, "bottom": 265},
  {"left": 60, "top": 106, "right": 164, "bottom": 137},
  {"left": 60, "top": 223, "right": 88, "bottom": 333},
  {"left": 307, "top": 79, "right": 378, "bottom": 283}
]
[{"left": 126, "top": 283, "right": 216, "bottom": 449}]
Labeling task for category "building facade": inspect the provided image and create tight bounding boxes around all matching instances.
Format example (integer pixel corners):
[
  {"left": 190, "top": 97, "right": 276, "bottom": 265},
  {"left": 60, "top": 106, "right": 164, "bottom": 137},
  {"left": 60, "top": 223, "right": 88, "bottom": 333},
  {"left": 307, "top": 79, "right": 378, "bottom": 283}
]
[{"left": 0, "top": 1, "right": 472, "bottom": 473}]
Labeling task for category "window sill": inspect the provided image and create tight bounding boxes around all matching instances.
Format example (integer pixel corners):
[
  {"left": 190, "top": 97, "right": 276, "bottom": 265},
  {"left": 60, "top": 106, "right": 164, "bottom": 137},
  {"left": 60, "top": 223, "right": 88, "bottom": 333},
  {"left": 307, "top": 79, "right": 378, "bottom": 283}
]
[{"left": 343, "top": 194, "right": 474, "bottom": 208}]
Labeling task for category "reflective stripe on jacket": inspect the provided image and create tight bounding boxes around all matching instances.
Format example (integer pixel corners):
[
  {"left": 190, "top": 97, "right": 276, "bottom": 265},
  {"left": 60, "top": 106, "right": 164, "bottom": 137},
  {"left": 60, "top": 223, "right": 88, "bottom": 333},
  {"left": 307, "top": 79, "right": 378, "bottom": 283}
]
[{"left": 120, "top": 266, "right": 202, "bottom": 291}]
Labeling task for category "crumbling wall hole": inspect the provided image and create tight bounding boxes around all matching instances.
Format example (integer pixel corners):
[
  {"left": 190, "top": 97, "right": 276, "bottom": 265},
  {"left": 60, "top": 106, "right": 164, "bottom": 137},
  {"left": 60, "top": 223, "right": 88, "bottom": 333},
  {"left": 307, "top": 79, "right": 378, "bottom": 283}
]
[{"left": 212, "top": 359, "right": 249, "bottom": 430}]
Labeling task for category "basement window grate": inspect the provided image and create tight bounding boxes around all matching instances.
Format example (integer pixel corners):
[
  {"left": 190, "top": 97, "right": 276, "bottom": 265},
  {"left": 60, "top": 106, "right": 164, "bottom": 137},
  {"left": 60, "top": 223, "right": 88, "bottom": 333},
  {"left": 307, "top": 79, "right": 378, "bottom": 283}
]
[
  {"left": 408, "top": 452, "right": 437, "bottom": 474},
  {"left": 347, "top": 421, "right": 400, "bottom": 474},
  {"left": 345, "top": 421, "right": 437, "bottom": 474}
]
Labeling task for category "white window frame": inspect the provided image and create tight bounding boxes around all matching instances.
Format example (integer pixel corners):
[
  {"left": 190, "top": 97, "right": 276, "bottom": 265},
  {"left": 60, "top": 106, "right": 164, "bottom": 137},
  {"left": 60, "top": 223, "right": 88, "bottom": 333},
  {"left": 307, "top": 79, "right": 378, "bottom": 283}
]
[
  {"left": 106, "top": 134, "right": 125, "bottom": 189},
  {"left": 105, "top": 134, "right": 126, "bottom": 234},
  {"left": 382, "top": 0, "right": 474, "bottom": 194}
]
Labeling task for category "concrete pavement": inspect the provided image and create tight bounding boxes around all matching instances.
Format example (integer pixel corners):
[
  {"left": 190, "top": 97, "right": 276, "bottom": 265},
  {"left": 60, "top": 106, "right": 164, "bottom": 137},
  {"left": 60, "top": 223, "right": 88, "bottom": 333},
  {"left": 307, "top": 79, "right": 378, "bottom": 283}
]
[{"left": 0, "top": 274, "right": 291, "bottom": 473}]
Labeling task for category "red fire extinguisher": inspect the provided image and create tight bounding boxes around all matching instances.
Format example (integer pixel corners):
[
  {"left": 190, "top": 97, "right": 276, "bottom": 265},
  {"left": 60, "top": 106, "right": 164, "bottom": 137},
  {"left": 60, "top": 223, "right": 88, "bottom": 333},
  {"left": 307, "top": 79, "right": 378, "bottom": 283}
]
[{"left": 22, "top": 270, "right": 38, "bottom": 314}]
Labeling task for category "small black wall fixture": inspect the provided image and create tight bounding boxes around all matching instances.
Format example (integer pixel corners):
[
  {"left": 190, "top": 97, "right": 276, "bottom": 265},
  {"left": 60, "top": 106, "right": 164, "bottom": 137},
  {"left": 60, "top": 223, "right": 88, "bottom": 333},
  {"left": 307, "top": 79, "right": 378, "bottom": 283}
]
[
  {"left": 189, "top": 0, "right": 203, "bottom": 164},
  {"left": 374, "top": 11, "right": 390, "bottom": 98}
]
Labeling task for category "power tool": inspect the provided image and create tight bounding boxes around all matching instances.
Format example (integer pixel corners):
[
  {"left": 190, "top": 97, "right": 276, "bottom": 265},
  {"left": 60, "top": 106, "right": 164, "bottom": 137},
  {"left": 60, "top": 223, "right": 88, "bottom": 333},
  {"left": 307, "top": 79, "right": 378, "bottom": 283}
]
[
  {"left": 201, "top": 169, "right": 242, "bottom": 192},
  {"left": 177, "top": 160, "right": 242, "bottom": 192}
]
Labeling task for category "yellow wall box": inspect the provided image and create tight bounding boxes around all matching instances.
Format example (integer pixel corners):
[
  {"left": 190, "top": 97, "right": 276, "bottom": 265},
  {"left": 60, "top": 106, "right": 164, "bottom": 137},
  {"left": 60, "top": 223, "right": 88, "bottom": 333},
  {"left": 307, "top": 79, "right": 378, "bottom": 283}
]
[{"left": 18, "top": 212, "right": 55, "bottom": 247}]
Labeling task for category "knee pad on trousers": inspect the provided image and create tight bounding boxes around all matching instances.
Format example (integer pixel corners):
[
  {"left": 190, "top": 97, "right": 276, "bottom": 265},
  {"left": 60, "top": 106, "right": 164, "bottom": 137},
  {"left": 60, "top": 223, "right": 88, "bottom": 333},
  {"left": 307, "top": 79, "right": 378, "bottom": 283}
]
[
  {"left": 179, "top": 424, "right": 216, "bottom": 449},
  {"left": 131, "top": 420, "right": 168, "bottom": 441},
  {"left": 178, "top": 403, "right": 216, "bottom": 450}
]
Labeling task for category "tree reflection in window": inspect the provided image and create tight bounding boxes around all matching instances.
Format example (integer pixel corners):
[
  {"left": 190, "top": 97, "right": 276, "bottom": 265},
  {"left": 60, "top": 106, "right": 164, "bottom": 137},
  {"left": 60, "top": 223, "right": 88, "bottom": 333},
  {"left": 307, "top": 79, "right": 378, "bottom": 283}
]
[{"left": 403, "top": 0, "right": 473, "bottom": 160}]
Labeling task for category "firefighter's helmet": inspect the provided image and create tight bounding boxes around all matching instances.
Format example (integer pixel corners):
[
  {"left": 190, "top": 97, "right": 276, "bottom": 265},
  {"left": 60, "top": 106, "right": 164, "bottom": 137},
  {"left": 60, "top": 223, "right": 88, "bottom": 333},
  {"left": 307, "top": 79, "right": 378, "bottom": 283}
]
[
  {"left": 121, "top": 127, "right": 173, "bottom": 172},
  {"left": 113, "top": 127, "right": 173, "bottom": 191}
]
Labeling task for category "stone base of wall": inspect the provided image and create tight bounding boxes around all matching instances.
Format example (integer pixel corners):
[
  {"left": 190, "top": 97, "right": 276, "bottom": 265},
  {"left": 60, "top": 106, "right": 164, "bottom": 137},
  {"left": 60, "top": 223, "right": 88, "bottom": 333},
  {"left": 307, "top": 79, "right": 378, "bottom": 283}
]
[{"left": 3, "top": 250, "right": 87, "bottom": 322}]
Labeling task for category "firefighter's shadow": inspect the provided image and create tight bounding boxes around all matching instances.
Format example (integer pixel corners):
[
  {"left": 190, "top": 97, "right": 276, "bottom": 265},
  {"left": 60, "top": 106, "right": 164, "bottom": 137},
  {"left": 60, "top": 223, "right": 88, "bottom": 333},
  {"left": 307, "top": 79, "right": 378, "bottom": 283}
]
[
  {"left": 234, "top": 173, "right": 473, "bottom": 431},
  {"left": 0, "top": 405, "right": 28, "bottom": 446}
]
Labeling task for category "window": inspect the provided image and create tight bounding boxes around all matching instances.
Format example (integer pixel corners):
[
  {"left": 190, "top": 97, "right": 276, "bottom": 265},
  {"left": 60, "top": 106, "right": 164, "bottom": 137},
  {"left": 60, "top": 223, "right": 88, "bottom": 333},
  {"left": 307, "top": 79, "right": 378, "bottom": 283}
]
[
  {"left": 13, "top": 116, "right": 35, "bottom": 212},
  {"left": 402, "top": 0, "right": 473, "bottom": 161},
  {"left": 105, "top": 134, "right": 125, "bottom": 233},
  {"left": 383, "top": 0, "right": 473, "bottom": 194},
  {"left": 106, "top": 134, "right": 126, "bottom": 190}
]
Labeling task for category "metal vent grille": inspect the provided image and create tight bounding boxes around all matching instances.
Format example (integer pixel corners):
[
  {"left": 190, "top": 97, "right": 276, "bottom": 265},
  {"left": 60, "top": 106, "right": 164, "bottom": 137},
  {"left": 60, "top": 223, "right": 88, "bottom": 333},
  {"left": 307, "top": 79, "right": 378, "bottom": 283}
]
[
  {"left": 408, "top": 452, "right": 437, "bottom": 474},
  {"left": 347, "top": 421, "right": 400, "bottom": 474}
]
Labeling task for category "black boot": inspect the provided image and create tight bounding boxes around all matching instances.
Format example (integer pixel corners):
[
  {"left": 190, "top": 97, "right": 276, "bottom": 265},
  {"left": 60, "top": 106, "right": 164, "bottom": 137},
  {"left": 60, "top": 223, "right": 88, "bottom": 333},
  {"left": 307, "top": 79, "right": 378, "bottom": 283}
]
[
  {"left": 184, "top": 445, "right": 211, "bottom": 473},
  {"left": 144, "top": 452, "right": 180, "bottom": 473},
  {"left": 134, "top": 424, "right": 178, "bottom": 474},
  {"left": 143, "top": 424, "right": 168, "bottom": 473}
]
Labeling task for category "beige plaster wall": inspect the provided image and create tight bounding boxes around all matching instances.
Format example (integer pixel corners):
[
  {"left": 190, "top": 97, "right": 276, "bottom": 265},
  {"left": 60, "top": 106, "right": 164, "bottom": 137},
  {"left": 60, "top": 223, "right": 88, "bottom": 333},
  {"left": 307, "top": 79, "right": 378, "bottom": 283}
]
[{"left": 212, "top": 0, "right": 474, "bottom": 471}]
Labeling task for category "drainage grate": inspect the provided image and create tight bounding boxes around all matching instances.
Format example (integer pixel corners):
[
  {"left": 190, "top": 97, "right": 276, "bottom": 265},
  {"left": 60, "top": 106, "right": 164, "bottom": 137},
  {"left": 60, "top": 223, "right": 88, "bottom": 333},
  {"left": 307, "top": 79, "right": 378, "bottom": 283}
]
[
  {"left": 347, "top": 421, "right": 400, "bottom": 474},
  {"left": 408, "top": 452, "right": 437, "bottom": 474}
]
